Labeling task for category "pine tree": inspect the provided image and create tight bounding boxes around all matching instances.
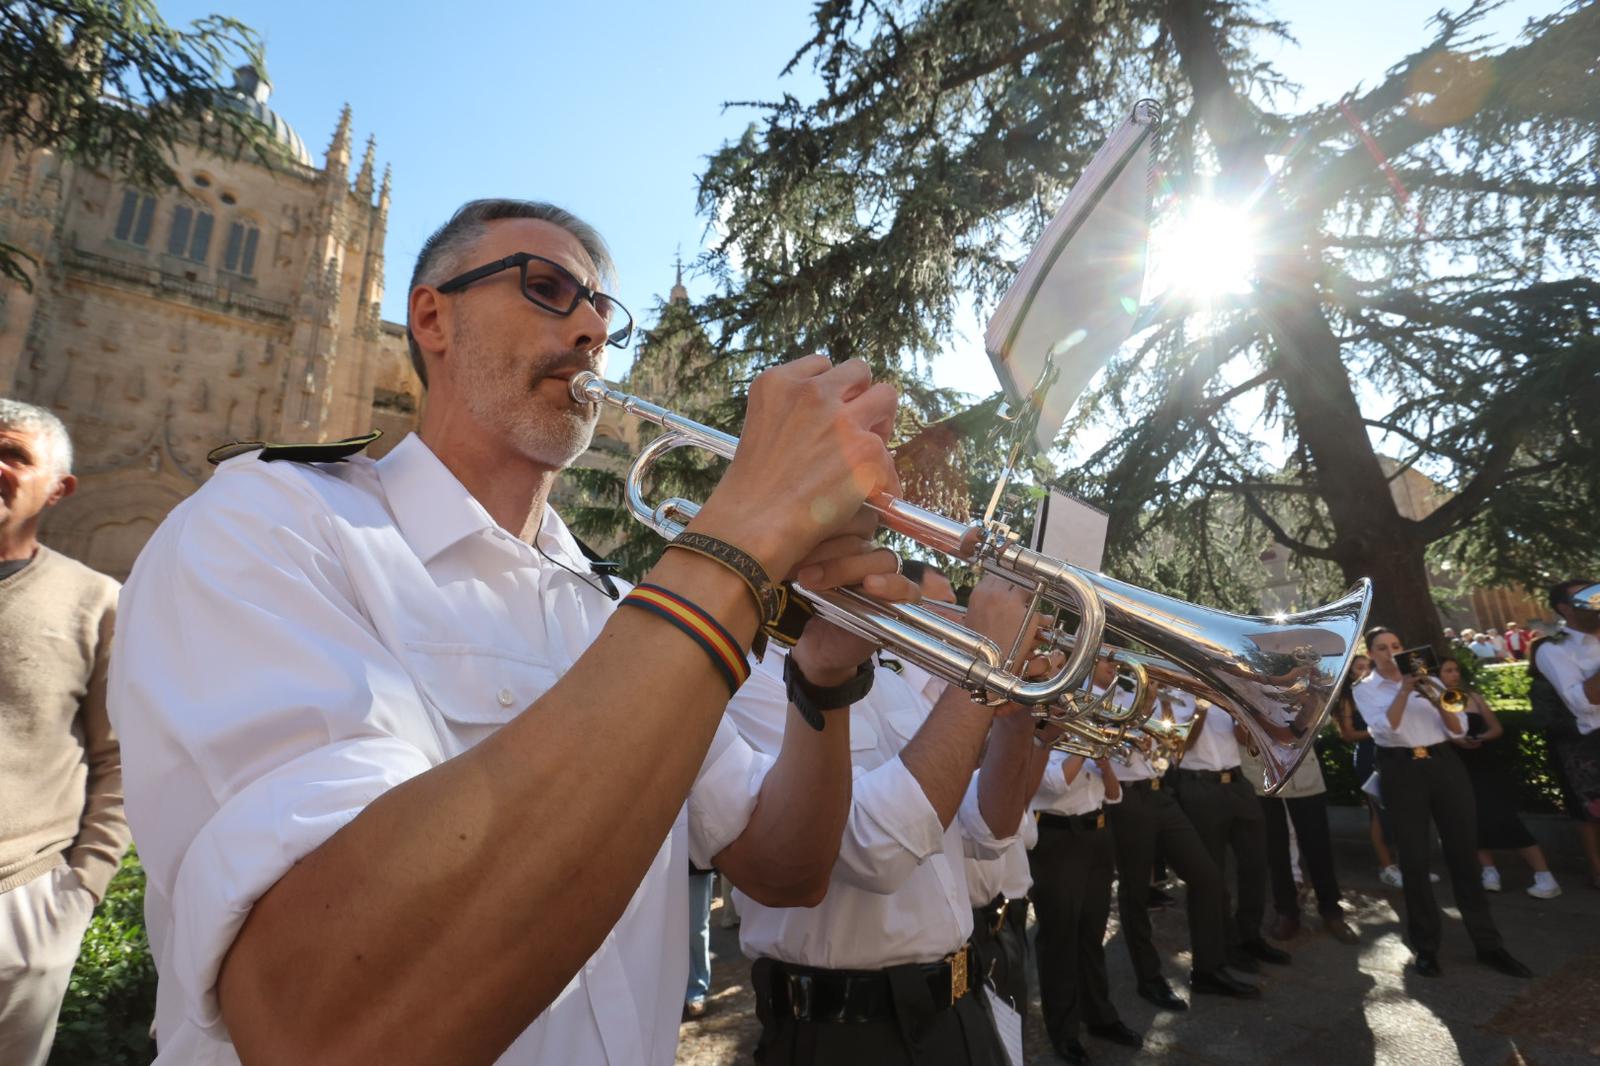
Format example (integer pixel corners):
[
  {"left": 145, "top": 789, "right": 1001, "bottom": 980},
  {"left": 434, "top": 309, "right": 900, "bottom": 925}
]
[
  {"left": 0, "top": 0, "right": 275, "bottom": 288},
  {"left": 691, "top": 0, "right": 1599, "bottom": 648}
]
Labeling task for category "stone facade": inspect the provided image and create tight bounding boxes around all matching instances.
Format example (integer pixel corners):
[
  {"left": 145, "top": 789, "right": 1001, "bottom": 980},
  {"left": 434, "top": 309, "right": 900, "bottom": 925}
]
[{"left": 0, "top": 72, "right": 422, "bottom": 579}]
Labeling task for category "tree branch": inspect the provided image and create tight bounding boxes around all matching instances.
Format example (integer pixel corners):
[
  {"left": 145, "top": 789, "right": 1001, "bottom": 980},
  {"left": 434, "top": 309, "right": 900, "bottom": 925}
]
[{"left": 1227, "top": 483, "right": 1339, "bottom": 561}]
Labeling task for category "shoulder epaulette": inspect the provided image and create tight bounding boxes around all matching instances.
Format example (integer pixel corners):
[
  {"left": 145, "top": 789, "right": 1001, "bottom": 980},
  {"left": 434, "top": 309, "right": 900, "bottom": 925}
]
[{"left": 206, "top": 430, "right": 383, "bottom": 466}]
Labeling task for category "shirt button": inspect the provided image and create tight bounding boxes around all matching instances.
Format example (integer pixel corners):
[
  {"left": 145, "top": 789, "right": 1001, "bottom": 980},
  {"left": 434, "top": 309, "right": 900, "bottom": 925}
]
[{"left": 497, "top": 688, "right": 515, "bottom": 707}]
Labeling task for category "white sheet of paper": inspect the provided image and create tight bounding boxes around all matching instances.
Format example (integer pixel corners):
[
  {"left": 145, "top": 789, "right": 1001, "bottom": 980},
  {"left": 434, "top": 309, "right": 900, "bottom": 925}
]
[
  {"left": 985, "top": 103, "right": 1159, "bottom": 451},
  {"left": 985, "top": 987, "right": 1024, "bottom": 1066},
  {"left": 1361, "top": 770, "right": 1384, "bottom": 806},
  {"left": 1032, "top": 487, "right": 1110, "bottom": 572}
]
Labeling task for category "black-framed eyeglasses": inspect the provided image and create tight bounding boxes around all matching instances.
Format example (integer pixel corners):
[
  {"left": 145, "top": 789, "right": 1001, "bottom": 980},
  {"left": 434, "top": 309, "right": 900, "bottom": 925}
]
[{"left": 435, "top": 253, "right": 634, "bottom": 349}]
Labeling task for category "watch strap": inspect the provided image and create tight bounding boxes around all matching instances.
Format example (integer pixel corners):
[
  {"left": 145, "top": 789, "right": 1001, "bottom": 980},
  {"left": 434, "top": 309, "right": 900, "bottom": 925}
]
[{"left": 783, "top": 653, "right": 874, "bottom": 732}]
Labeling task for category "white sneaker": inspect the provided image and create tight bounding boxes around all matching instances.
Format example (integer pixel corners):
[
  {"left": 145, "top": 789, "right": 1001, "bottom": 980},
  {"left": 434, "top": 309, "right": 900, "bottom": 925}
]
[
  {"left": 1380, "top": 865, "right": 1403, "bottom": 888},
  {"left": 1429, "top": 871, "right": 1441, "bottom": 883},
  {"left": 1527, "top": 874, "right": 1562, "bottom": 900},
  {"left": 1482, "top": 866, "right": 1503, "bottom": 892}
]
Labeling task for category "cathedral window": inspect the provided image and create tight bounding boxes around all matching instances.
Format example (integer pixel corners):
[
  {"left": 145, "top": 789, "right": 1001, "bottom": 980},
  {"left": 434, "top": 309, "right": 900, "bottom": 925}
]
[
  {"left": 223, "top": 220, "right": 260, "bottom": 276},
  {"left": 167, "top": 204, "right": 215, "bottom": 263},
  {"left": 113, "top": 189, "right": 156, "bottom": 246}
]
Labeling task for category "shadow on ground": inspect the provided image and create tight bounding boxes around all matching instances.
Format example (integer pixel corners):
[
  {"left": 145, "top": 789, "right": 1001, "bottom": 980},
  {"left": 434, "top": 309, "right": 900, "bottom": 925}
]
[{"left": 676, "top": 834, "right": 1600, "bottom": 1066}]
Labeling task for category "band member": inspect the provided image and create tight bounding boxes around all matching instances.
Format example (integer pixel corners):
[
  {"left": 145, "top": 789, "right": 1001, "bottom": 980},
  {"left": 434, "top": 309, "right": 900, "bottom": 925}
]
[
  {"left": 1533, "top": 580, "right": 1600, "bottom": 885},
  {"left": 965, "top": 800, "right": 1035, "bottom": 1060},
  {"left": 1168, "top": 692, "right": 1292, "bottom": 973},
  {"left": 1242, "top": 745, "right": 1361, "bottom": 945},
  {"left": 1438, "top": 657, "right": 1561, "bottom": 898},
  {"left": 1029, "top": 742, "right": 1141, "bottom": 1065},
  {"left": 902, "top": 562, "right": 1037, "bottom": 1057},
  {"left": 1103, "top": 664, "right": 1258, "bottom": 1010},
  {"left": 109, "top": 199, "right": 920, "bottom": 1064},
  {"left": 1352, "top": 627, "right": 1531, "bottom": 979},
  {"left": 725, "top": 575, "right": 1049, "bottom": 1066}
]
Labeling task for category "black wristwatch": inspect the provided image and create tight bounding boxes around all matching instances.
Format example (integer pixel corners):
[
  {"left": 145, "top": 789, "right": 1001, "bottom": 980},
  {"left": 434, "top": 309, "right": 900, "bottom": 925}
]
[{"left": 783, "top": 654, "right": 874, "bottom": 732}]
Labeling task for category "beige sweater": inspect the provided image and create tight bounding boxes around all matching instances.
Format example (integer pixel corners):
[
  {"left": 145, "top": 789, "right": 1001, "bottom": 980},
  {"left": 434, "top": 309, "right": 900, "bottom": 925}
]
[{"left": 0, "top": 545, "right": 130, "bottom": 900}]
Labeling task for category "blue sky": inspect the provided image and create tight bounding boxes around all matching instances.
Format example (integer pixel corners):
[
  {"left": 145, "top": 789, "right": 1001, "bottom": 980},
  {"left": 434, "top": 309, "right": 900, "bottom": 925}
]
[{"left": 160, "top": 0, "right": 1555, "bottom": 394}]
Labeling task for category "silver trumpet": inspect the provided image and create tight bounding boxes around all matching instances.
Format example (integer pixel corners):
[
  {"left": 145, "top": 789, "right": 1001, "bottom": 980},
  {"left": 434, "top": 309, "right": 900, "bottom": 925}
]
[{"left": 570, "top": 371, "right": 1373, "bottom": 791}]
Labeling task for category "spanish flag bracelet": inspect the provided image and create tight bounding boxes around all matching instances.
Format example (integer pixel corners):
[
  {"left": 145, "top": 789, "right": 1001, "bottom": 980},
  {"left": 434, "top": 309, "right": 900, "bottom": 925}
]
[{"left": 620, "top": 583, "right": 751, "bottom": 697}]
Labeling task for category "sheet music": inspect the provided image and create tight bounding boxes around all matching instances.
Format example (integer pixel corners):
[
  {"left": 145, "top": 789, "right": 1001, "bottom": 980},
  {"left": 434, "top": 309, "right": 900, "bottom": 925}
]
[
  {"left": 985, "top": 987, "right": 1025, "bottom": 1066},
  {"left": 985, "top": 102, "right": 1159, "bottom": 451}
]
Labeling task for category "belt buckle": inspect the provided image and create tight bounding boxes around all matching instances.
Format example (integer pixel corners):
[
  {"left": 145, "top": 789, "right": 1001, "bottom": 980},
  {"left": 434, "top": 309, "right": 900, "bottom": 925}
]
[
  {"left": 1221, "top": 770, "right": 1232, "bottom": 784},
  {"left": 948, "top": 948, "right": 968, "bottom": 1004},
  {"left": 1151, "top": 778, "right": 1161, "bottom": 790},
  {"left": 1096, "top": 812, "right": 1106, "bottom": 830},
  {"left": 1412, "top": 746, "right": 1429, "bottom": 760}
]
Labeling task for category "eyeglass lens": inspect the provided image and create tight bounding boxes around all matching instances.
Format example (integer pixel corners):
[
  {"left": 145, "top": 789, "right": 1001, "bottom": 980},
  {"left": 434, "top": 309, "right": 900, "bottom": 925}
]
[{"left": 522, "top": 260, "right": 615, "bottom": 322}]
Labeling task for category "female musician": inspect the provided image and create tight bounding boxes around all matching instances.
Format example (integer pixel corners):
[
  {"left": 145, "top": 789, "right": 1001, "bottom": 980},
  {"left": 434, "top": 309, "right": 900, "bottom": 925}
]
[
  {"left": 1350, "top": 628, "right": 1530, "bottom": 978},
  {"left": 1437, "top": 657, "right": 1561, "bottom": 899},
  {"left": 1335, "top": 655, "right": 1404, "bottom": 885}
]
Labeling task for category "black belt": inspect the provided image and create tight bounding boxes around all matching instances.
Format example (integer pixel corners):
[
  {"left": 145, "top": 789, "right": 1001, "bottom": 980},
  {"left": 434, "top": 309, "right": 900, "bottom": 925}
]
[
  {"left": 1038, "top": 808, "right": 1107, "bottom": 832},
  {"left": 1121, "top": 777, "right": 1163, "bottom": 792},
  {"left": 766, "top": 944, "right": 976, "bottom": 1023},
  {"left": 1175, "top": 767, "right": 1242, "bottom": 784},
  {"left": 1377, "top": 742, "right": 1450, "bottom": 761},
  {"left": 975, "top": 893, "right": 1026, "bottom": 936}
]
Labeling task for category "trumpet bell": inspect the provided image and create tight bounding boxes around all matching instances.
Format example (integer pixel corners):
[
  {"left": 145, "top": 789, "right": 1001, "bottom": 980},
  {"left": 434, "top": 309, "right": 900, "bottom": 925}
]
[{"left": 1082, "top": 575, "right": 1373, "bottom": 792}]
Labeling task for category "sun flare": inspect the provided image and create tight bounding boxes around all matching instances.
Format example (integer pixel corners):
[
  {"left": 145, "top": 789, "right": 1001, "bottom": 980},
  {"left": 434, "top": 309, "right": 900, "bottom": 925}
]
[{"left": 1157, "top": 199, "right": 1259, "bottom": 302}]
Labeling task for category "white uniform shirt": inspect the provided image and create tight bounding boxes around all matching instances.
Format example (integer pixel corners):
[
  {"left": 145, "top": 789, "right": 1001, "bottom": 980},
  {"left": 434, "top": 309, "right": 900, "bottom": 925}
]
[
  {"left": 1538, "top": 626, "right": 1600, "bottom": 734},
  {"left": 1172, "top": 695, "right": 1241, "bottom": 772},
  {"left": 1351, "top": 670, "right": 1452, "bottom": 748},
  {"left": 1033, "top": 751, "right": 1109, "bottom": 816},
  {"left": 726, "top": 658, "right": 1016, "bottom": 969},
  {"left": 109, "top": 434, "right": 775, "bottom": 1066},
  {"left": 901, "top": 662, "right": 1034, "bottom": 907}
]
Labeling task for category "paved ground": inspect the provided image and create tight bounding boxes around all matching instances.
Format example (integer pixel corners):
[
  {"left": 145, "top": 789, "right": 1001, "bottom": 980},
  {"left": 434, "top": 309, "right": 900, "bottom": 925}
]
[{"left": 676, "top": 815, "right": 1600, "bottom": 1066}]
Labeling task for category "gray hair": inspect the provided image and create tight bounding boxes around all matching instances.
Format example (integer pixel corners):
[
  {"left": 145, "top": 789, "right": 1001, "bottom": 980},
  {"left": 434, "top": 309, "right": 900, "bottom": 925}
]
[
  {"left": 405, "top": 199, "right": 616, "bottom": 388},
  {"left": 0, "top": 397, "right": 72, "bottom": 477}
]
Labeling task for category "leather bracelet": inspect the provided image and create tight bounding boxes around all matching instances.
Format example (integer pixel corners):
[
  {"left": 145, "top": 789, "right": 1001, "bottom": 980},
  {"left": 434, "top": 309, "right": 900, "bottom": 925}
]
[
  {"left": 783, "top": 653, "right": 874, "bottom": 732},
  {"left": 665, "top": 532, "right": 781, "bottom": 628}
]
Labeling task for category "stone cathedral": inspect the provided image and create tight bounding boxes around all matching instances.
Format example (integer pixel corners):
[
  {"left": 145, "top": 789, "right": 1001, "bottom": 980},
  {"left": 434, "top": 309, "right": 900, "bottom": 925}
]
[{"left": 0, "top": 69, "right": 419, "bottom": 580}]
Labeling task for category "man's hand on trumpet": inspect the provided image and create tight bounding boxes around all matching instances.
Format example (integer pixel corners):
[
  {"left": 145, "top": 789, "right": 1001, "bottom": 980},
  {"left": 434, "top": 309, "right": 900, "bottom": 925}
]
[
  {"left": 692, "top": 355, "right": 901, "bottom": 584},
  {"left": 787, "top": 508, "right": 921, "bottom": 686}
]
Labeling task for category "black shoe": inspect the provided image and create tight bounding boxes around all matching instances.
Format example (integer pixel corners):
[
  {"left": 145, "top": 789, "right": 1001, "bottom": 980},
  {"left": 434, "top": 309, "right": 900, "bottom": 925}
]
[
  {"left": 1411, "top": 953, "right": 1442, "bottom": 978},
  {"left": 1136, "top": 979, "right": 1189, "bottom": 1011},
  {"left": 1055, "top": 1038, "right": 1091, "bottom": 1065},
  {"left": 1322, "top": 913, "right": 1361, "bottom": 945},
  {"left": 1086, "top": 1021, "right": 1144, "bottom": 1049},
  {"left": 1147, "top": 887, "right": 1176, "bottom": 909},
  {"left": 1477, "top": 947, "right": 1533, "bottom": 979},
  {"left": 1242, "top": 938, "right": 1292, "bottom": 965},
  {"left": 1225, "top": 947, "right": 1261, "bottom": 974},
  {"left": 1191, "top": 968, "right": 1262, "bottom": 998}
]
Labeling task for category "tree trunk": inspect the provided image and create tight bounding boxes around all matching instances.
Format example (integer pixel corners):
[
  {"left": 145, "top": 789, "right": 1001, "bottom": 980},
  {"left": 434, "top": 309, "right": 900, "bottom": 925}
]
[
  {"left": 1335, "top": 533, "right": 1446, "bottom": 654},
  {"left": 1162, "top": 0, "right": 1445, "bottom": 650}
]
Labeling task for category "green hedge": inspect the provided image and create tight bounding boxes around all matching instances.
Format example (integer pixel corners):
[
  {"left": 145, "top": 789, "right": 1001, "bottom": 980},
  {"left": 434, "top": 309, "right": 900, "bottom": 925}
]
[
  {"left": 49, "top": 851, "right": 156, "bottom": 1066},
  {"left": 1318, "top": 662, "right": 1563, "bottom": 813}
]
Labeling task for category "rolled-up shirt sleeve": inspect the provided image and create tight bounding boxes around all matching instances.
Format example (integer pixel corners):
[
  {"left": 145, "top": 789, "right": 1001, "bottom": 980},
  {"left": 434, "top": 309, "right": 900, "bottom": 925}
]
[
  {"left": 956, "top": 771, "right": 1022, "bottom": 861},
  {"left": 1034, "top": 750, "right": 1073, "bottom": 804},
  {"left": 1537, "top": 641, "right": 1600, "bottom": 730},
  {"left": 723, "top": 657, "right": 946, "bottom": 896},
  {"left": 687, "top": 718, "right": 774, "bottom": 867},
  {"left": 833, "top": 755, "right": 946, "bottom": 893},
  {"left": 110, "top": 463, "right": 436, "bottom": 1032},
  {"left": 1351, "top": 680, "right": 1398, "bottom": 747}
]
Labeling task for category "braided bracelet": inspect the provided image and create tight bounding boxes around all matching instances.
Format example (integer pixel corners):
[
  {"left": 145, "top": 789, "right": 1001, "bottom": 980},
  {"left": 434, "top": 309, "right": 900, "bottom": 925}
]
[
  {"left": 620, "top": 583, "right": 751, "bottom": 697},
  {"left": 663, "top": 532, "right": 781, "bottom": 628}
]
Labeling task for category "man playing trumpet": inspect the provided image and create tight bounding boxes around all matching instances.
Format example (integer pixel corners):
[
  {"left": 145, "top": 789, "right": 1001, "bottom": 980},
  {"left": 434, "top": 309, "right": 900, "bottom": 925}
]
[{"left": 109, "top": 199, "right": 921, "bottom": 1065}]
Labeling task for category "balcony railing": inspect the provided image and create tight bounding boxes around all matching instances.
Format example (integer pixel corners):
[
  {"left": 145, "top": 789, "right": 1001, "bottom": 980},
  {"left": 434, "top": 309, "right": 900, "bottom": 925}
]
[{"left": 65, "top": 245, "right": 292, "bottom": 322}]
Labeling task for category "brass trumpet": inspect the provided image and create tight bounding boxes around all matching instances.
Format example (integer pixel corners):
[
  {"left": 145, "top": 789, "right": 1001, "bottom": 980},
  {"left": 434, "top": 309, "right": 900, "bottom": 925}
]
[
  {"left": 570, "top": 372, "right": 1373, "bottom": 791},
  {"left": 1406, "top": 653, "right": 1467, "bottom": 714}
]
